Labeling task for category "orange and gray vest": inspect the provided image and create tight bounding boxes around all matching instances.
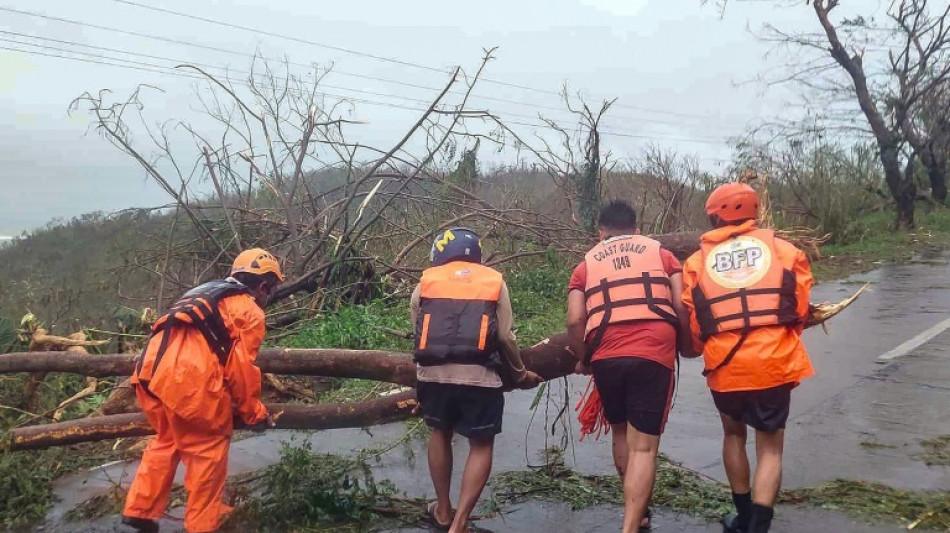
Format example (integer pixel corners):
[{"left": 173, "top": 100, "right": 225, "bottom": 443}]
[
  {"left": 135, "top": 279, "right": 251, "bottom": 379},
  {"left": 583, "top": 235, "right": 678, "bottom": 363},
  {"left": 413, "top": 262, "right": 503, "bottom": 368},
  {"left": 693, "top": 227, "right": 800, "bottom": 375}
]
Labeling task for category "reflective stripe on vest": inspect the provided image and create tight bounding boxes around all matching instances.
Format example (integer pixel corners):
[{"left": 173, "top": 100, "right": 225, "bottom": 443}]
[
  {"left": 413, "top": 262, "right": 503, "bottom": 367},
  {"left": 135, "top": 280, "right": 251, "bottom": 380},
  {"left": 693, "top": 228, "right": 800, "bottom": 375},
  {"left": 583, "top": 235, "right": 677, "bottom": 361}
]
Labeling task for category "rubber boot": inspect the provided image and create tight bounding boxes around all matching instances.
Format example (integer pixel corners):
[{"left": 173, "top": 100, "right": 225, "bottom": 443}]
[
  {"left": 722, "top": 514, "right": 746, "bottom": 533},
  {"left": 722, "top": 491, "right": 751, "bottom": 532},
  {"left": 121, "top": 515, "right": 159, "bottom": 533},
  {"left": 748, "top": 504, "right": 774, "bottom": 533}
]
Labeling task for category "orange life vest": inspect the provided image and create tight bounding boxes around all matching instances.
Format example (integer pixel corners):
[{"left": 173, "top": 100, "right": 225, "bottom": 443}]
[
  {"left": 583, "top": 235, "right": 677, "bottom": 363},
  {"left": 135, "top": 279, "right": 250, "bottom": 380},
  {"left": 413, "top": 261, "right": 503, "bottom": 368},
  {"left": 693, "top": 227, "right": 801, "bottom": 375}
]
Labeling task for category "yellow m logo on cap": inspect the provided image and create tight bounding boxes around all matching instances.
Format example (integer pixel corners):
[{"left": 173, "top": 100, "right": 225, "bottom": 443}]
[{"left": 435, "top": 229, "right": 456, "bottom": 252}]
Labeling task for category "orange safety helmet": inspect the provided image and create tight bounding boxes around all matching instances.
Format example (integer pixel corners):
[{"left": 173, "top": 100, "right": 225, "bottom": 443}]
[
  {"left": 231, "top": 248, "right": 284, "bottom": 282},
  {"left": 705, "top": 183, "right": 759, "bottom": 223}
]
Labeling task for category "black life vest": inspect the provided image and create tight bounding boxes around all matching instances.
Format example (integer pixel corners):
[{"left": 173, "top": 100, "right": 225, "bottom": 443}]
[
  {"left": 413, "top": 262, "right": 503, "bottom": 368},
  {"left": 135, "top": 279, "right": 251, "bottom": 378}
]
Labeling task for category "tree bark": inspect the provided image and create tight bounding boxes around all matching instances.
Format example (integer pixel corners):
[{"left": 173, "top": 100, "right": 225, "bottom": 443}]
[
  {"left": 7, "top": 391, "right": 419, "bottom": 451},
  {"left": 0, "top": 334, "right": 575, "bottom": 383},
  {"left": 926, "top": 149, "right": 948, "bottom": 203}
]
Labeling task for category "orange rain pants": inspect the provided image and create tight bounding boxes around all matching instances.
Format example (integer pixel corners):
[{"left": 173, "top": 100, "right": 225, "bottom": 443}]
[
  {"left": 123, "top": 292, "right": 268, "bottom": 533},
  {"left": 123, "top": 386, "right": 232, "bottom": 532}
]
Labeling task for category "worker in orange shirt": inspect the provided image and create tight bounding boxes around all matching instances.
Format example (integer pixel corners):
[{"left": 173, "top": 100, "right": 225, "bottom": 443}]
[
  {"left": 122, "top": 249, "right": 283, "bottom": 533},
  {"left": 682, "top": 184, "right": 814, "bottom": 533}
]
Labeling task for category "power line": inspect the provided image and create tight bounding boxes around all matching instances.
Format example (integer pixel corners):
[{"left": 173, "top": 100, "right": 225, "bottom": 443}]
[
  {"left": 109, "top": 0, "right": 741, "bottom": 122},
  {"left": 3, "top": 42, "right": 730, "bottom": 147},
  {"left": 112, "top": 0, "right": 445, "bottom": 72},
  {"left": 1, "top": 5, "right": 752, "bottom": 130},
  {"left": 1, "top": 30, "right": 731, "bottom": 144}
]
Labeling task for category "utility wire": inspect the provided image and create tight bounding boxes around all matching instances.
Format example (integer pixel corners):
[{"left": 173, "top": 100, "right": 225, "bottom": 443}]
[
  {"left": 109, "top": 0, "right": 742, "bottom": 122},
  {"left": 1, "top": 33, "right": 730, "bottom": 144},
  {"left": 3, "top": 42, "right": 730, "bottom": 145},
  {"left": 0, "top": 6, "right": 750, "bottom": 130}
]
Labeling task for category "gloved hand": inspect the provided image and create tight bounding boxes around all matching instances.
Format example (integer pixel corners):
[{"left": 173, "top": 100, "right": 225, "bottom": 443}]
[{"left": 246, "top": 412, "right": 277, "bottom": 433}]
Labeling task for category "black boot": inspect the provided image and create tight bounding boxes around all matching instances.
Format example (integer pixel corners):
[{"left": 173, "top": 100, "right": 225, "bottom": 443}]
[
  {"left": 722, "top": 514, "right": 746, "bottom": 533},
  {"left": 722, "top": 491, "right": 752, "bottom": 532},
  {"left": 121, "top": 515, "right": 159, "bottom": 533},
  {"left": 748, "top": 504, "right": 774, "bottom": 533}
]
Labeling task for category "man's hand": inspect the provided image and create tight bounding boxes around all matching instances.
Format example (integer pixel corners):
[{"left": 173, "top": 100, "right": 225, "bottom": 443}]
[
  {"left": 575, "top": 360, "right": 592, "bottom": 375},
  {"left": 246, "top": 411, "right": 278, "bottom": 433},
  {"left": 517, "top": 370, "right": 544, "bottom": 389}
]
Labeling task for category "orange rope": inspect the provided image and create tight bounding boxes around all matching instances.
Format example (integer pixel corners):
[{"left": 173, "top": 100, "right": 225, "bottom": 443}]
[{"left": 575, "top": 376, "right": 610, "bottom": 440}]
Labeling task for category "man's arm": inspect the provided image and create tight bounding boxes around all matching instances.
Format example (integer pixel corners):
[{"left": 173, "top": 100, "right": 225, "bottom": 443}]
[
  {"left": 793, "top": 249, "right": 814, "bottom": 333},
  {"left": 670, "top": 272, "right": 699, "bottom": 358},
  {"left": 680, "top": 257, "right": 706, "bottom": 356},
  {"left": 222, "top": 296, "right": 269, "bottom": 426},
  {"left": 497, "top": 283, "right": 541, "bottom": 387},
  {"left": 410, "top": 284, "right": 421, "bottom": 326},
  {"left": 670, "top": 273, "right": 700, "bottom": 359},
  {"left": 566, "top": 289, "right": 590, "bottom": 372}
]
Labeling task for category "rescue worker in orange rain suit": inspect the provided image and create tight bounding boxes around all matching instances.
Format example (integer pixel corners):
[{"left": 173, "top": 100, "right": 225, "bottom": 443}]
[
  {"left": 121, "top": 249, "right": 283, "bottom": 533},
  {"left": 567, "top": 200, "right": 694, "bottom": 533},
  {"left": 681, "top": 183, "right": 814, "bottom": 533}
]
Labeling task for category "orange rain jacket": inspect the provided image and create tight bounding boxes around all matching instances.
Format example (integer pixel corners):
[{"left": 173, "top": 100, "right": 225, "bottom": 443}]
[
  {"left": 124, "top": 289, "right": 268, "bottom": 532},
  {"left": 682, "top": 221, "right": 815, "bottom": 393}
]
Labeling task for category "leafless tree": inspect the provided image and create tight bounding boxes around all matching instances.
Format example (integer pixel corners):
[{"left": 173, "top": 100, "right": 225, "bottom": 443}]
[
  {"left": 889, "top": 0, "right": 950, "bottom": 203},
  {"left": 732, "top": 0, "right": 950, "bottom": 227},
  {"left": 70, "top": 50, "right": 589, "bottom": 324},
  {"left": 494, "top": 88, "right": 616, "bottom": 233}
]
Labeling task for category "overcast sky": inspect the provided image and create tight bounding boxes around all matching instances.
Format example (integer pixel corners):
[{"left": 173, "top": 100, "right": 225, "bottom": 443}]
[{"left": 0, "top": 0, "right": 871, "bottom": 236}]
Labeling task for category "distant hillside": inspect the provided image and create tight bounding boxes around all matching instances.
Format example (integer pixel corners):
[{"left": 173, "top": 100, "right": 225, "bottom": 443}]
[{"left": 0, "top": 211, "right": 173, "bottom": 333}]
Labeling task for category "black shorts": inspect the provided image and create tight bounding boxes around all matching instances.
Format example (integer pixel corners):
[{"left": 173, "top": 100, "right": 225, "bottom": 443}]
[
  {"left": 711, "top": 383, "right": 793, "bottom": 432},
  {"left": 590, "top": 358, "right": 674, "bottom": 436},
  {"left": 416, "top": 381, "right": 504, "bottom": 440}
]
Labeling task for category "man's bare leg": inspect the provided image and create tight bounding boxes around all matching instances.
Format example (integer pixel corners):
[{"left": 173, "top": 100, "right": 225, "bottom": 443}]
[
  {"left": 721, "top": 414, "right": 752, "bottom": 531},
  {"left": 620, "top": 424, "right": 661, "bottom": 533},
  {"left": 721, "top": 415, "right": 751, "bottom": 493},
  {"left": 752, "top": 429, "right": 783, "bottom": 505},
  {"left": 747, "top": 429, "right": 784, "bottom": 533},
  {"left": 612, "top": 423, "right": 653, "bottom": 529},
  {"left": 448, "top": 436, "right": 494, "bottom": 533},
  {"left": 427, "top": 428, "right": 455, "bottom": 526},
  {"left": 611, "top": 422, "right": 628, "bottom": 477}
]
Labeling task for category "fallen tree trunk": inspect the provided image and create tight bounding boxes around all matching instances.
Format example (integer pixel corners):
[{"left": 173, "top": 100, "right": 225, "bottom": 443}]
[
  {"left": 1, "top": 335, "right": 576, "bottom": 450},
  {"left": 7, "top": 391, "right": 419, "bottom": 451},
  {"left": 0, "top": 334, "right": 575, "bottom": 384}
]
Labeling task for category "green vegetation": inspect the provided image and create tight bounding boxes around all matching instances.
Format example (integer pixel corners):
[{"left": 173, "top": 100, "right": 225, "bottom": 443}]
[
  {"left": 812, "top": 207, "right": 950, "bottom": 281},
  {"left": 918, "top": 435, "right": 950, "bottom": 467},
  {"left": 783, "top": 480, "right": 950, "bottom": 530},
  {"left": 491, "top": 450, "right": 732, "bottom": 520},
  {"left": 0, "top": 442, "right": 133, "bottom": 528},
  {"left": 283, "top": 299, "right": 413, "bottom": 353},
  {"left": 227, "top": 443, "right": 410, "bottom": 531}
]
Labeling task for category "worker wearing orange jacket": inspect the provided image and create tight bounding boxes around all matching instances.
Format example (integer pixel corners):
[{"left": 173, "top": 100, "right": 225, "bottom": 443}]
[
  {"left": 122, "top": 249, "right": 283, "bottom": 533},
  {"left": 682, "top": 184, "right": 814, "bottom": 533}
]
